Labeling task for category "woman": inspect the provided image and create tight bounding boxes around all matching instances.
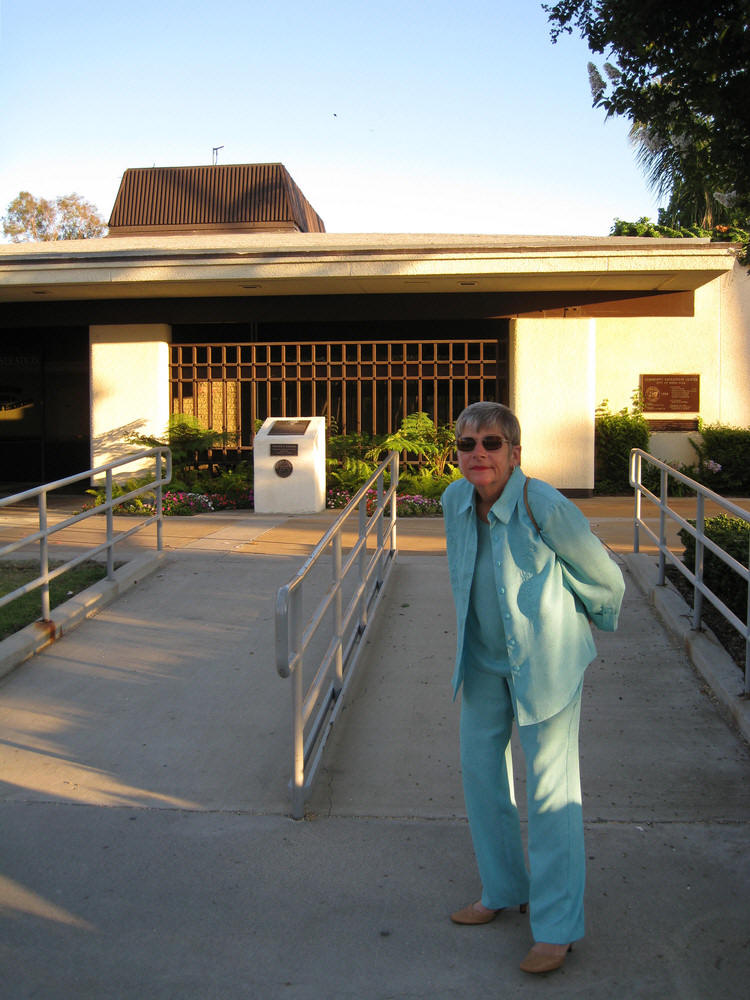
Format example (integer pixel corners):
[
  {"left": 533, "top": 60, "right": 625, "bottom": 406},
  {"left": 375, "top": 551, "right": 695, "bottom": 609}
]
[{"left": 441, "top": 402, "right": 625, "bottom": 974}]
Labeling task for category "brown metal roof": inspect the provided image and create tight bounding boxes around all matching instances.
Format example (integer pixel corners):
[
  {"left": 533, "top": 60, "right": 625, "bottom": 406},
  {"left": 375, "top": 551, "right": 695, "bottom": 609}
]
[{"left": 107, "top": 163, "right": 325, "bottom": 235}]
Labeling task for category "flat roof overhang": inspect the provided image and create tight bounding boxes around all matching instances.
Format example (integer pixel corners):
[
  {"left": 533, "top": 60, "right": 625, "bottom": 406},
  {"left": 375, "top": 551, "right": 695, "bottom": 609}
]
[{"left": 0, "top": 232, "right": 737, "bottom": 320}]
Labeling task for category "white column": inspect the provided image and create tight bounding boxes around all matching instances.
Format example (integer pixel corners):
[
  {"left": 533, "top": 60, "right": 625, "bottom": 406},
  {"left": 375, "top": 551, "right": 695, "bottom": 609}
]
[
  {"left": 90, "top": 324, "right": 171, "bottom": 473},
  {"left": 509, "top": 317, "right": 596, "bottom": 492},
  {"left": 719, "top": 260, "right": 750, "bottom": 426}
]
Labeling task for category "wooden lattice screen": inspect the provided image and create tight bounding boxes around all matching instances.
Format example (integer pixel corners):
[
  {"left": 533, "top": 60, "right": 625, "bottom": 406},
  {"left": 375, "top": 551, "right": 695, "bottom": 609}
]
[{"left": 170, "top": 337, "right": 505, "bottom": 448}]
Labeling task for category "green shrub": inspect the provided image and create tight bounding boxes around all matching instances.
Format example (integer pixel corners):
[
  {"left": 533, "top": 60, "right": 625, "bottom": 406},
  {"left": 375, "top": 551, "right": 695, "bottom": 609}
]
[
  {"left": 611, "top": 217, "right": 750, "bottom": 244},
  {"left": 128, "top": 414, "right": 236, "bottom": 479},
  {"left": 640, "top": 460, "right": 697, "bottom": 498},
  {"left": 367, "top": 411, "right": 438, "bottom": 465},
  {"left": 595, "top": 398, "right": 650, "bottom": 494},
  {"left": 366, "top": 412, "right": 457, "bottom": 478},
  {"left": 398, "top": 466, "right": 461, "bottom": 498},
  {"left": 209, "top": 461, "right": 254, "bottom": 497},
  {"left": 326, "top": 415, "right": 458, "bottom": 493},
  {"left": 85, "top": 477, "right": 155, "bottom": 513},
  {"left": 327, "top": 431, "right": 379, "bottom": 463},
  {"left": 688, "top": 423, "right": 750, "bottom": 495},
  {"left": 678, "top": 515, "right": 750, "bottom": 621},
  {"left": 325, "top": 430, "right": 379, "bottom": 491},
  {"left": 326, "top": 455, "right": 378, "bottom": 492}
]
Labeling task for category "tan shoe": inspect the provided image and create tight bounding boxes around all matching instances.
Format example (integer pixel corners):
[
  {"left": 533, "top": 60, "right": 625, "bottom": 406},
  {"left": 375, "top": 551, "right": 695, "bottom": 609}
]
[
  {"left": 519, "top": 943, "right": 572, "bottom": 974},
  {"left": 450, "top": 900, "right": 527, "bottom": 925}
]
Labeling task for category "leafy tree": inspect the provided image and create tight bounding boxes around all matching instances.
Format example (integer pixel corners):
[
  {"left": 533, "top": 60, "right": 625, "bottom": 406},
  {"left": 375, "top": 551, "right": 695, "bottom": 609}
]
[
  {"left": 3, "top": 191, "right": 106, "bottom": 241},
  {"left": 545, "top": 2, "right": 750, "bottom": 218}
]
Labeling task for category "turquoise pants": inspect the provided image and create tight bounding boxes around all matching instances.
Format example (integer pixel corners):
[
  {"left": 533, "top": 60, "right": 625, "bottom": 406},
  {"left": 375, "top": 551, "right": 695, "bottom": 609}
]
[{"left": 460, "top": 662, "right": 585, "bottom": 944}]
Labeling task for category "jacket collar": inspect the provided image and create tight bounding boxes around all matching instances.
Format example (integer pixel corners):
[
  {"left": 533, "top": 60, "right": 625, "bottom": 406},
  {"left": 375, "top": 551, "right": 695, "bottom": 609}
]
[
  {"left": 490, "top": 465, "right": 525, "bottom": 523},
  {"left": 453, "top": 465, "right": 526, "bottom": 522}
]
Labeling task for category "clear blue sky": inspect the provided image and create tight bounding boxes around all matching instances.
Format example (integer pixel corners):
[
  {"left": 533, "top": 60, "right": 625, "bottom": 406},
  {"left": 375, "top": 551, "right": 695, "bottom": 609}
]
[{"left": 0, "top": 0, "right": 661, "bottom": 236}]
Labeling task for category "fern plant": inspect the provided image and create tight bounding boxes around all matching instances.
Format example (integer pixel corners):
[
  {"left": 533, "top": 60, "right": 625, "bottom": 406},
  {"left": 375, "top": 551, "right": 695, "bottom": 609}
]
[{"left": 366, "top": 412, "right": 456, "bottom": 477}]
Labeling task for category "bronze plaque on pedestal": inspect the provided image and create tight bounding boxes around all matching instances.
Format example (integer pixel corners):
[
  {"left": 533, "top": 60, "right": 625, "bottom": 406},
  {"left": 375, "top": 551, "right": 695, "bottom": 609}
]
[
  {"left": 268, "top": 419, "right": 310, "bottom": 435},
  {"left": 274, "top": 459, "right": 294, "bottom": 478}
]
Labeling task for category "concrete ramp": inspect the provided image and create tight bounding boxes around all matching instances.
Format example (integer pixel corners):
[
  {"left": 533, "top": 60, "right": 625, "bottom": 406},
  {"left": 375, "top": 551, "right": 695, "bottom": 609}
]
[
  {"left": 0, "top": 510, "right": 450, "bottom": 818},
  {"left": 1, "top": 508, "right": 750, "bottom": 999},
  {"left": 0, "top": 547, "right": 304, "bottom": 814},
  {"left": 307, "top": 555, "right": 463, "bottom": 819}
]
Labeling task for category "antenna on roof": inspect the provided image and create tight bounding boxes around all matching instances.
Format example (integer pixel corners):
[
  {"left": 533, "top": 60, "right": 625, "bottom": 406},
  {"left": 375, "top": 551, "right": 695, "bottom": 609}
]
[{"left": 212, "top": 146, "right": 224, "bottom": 166}]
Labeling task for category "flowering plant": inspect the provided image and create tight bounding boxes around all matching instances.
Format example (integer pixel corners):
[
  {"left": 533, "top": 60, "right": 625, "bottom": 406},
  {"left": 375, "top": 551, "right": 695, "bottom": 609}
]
[
  {"left": 326, "top": 488, "right": 353, "bottom": 510},
  {"left": 84, "top": 484, "right": 443, "bottom": 518},
  {"left": 395, "top": 493, "right": 442, "bottom": 517},
  {"left": 326, "top": 488, "right": 442, "bottom": 517},
  {"left": 160, "top": 489, "right": 254, "bottom": 515},
  {"left": 161, "top": 492, "right": 215, "bottom": 516}
]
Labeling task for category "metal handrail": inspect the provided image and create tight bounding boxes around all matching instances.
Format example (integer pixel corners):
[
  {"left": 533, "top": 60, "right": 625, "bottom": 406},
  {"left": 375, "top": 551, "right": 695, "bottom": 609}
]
[
  {"left": 629, "top": 448, "right": 750, "bottom": 695},
  {"left": 275, "top": 452, "right": 399, "bottom": 818},
  {"left": 0, "top": 448, "right": 172, "bottom": 621}
]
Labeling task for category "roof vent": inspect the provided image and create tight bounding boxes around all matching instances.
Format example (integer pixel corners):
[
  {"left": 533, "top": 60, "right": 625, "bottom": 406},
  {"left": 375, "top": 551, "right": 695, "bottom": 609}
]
[{"left": 107, "top": 163, "right": 325, "bottom": 236}]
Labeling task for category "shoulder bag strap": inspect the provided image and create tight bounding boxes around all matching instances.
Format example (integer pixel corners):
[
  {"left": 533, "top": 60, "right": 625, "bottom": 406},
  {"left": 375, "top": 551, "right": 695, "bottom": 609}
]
[{"left": 523, "top": 476, "right": 541, "bottom": 536}]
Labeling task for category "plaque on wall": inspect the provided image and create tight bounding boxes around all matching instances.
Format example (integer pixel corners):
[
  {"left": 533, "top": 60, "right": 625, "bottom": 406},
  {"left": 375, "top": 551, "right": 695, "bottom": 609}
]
[{"left": 641, "top": 374, "right": 699, "bottom": 412}]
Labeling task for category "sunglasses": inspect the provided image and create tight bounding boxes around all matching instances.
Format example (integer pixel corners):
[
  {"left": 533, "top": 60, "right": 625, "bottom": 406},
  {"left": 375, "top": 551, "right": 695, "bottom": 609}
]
[{"left": 455, "top": 435, "right": 510, "bottom": 452}]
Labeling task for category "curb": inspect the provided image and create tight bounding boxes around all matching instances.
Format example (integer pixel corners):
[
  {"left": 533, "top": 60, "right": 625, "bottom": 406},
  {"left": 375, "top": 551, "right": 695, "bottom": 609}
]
[
  {"left": 0, "top": 550, "right": 166, "bottom": 681},
  {"left": 623, "top": 552, "right": 750, "bottom": 745}
]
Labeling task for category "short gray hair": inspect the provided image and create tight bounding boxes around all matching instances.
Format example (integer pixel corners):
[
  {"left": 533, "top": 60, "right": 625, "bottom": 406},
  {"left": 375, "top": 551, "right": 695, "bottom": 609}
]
[{"left": 455, "top": 402, "right": 521, "bottom": 446}]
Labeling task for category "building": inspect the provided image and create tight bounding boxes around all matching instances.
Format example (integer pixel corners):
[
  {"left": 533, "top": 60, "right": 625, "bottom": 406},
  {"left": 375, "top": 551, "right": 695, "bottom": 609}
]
[{"left": 1, "top": 163, "right": 748, "bottom": 493}]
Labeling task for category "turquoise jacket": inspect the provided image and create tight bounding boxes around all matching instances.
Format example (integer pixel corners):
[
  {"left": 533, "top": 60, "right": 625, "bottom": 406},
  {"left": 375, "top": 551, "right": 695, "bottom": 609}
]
[{"left": 441, "top": 467, "right": 625, "bottom": 725}]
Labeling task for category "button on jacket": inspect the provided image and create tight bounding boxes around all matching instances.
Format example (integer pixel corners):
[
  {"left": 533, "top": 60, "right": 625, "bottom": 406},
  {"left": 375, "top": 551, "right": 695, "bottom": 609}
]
[{"left": 442, "top": 467, "right": 625, "bottom": 725}]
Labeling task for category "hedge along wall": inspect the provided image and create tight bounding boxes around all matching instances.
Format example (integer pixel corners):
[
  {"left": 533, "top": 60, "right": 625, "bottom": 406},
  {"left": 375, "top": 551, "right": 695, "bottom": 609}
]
[{"left": 679, "top": 515, "right": 750, "bottom": 625}]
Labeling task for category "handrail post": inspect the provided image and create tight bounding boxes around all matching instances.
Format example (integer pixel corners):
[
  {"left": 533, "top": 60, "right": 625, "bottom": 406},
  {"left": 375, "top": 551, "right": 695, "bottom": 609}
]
[
  {"left": 273, "top": 452, "right": 399, "bottom": 818},
  {"left": 39, "top": 490, "right": 50, "bottom": 621},
  {"left": 291, "top": 661, "right": 305, "bottom": 820},
  {"left": 105, "top": 468, "right": 115, "bottom": 580},
  {"left": 290, "top": 586, "right": 305, "bottom": 820},
  {"left": 632, "top": 450, "right": 641, "bottom": 554},
  {"left": 0, "top": 446, "right": 171, "bottom": 627},
  {"left": 391, "top": 453, "right": 399, "bottom": 554},
  {"left": 376, "top": 470, "right": 385, "bottom": 588},
  {"left": 630, "top": 446, "right": 750, "bottom": 695},
  {"left": 333, "top": 532, "right": 343, "bottom": 693},
  {"left": 693, "top": 493, "right": 705, "bottom": 630},
  {"left": 358, "top": 496, "right": 368, "bottom": 634},
  {"left": 156, "top": 450, "right": 164, "bottom": 552},
  {"left": 657, "top": 466, "right": 667, "bottom": 585}
]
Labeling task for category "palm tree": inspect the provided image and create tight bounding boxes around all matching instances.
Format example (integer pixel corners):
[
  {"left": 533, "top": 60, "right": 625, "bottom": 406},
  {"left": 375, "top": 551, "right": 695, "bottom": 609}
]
[{"left": 628, "top": 121, "right": 735, "bottom": 230}]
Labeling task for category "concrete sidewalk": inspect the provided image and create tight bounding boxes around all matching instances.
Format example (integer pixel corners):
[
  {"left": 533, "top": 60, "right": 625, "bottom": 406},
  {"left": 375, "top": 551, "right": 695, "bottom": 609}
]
[{"left": 0, "top": 503, "right": 749, "bottom": 998}]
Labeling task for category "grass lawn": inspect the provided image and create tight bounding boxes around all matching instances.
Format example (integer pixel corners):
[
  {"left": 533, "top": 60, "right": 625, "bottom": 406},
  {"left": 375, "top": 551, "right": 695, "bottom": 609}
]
[{"left": 0, "top": 561, "right": 109, "bottom": 641}]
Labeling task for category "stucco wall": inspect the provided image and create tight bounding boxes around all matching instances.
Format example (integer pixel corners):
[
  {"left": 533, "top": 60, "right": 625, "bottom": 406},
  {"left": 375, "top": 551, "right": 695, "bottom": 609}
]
[
  {"left": 90, "top": 324, "right": 171, "bottom": 475},
  {"left": 509, "top": 317, "right": 596, "bottom": 491},
  {"left": 597, "top": 281, "right": 722, "bottom": 419},
  {"left": 718, "top": 259, "right": 750, "bottom": 427},
  {"left": 595, "top": 262, "right": 750, "bottom": 466}
]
